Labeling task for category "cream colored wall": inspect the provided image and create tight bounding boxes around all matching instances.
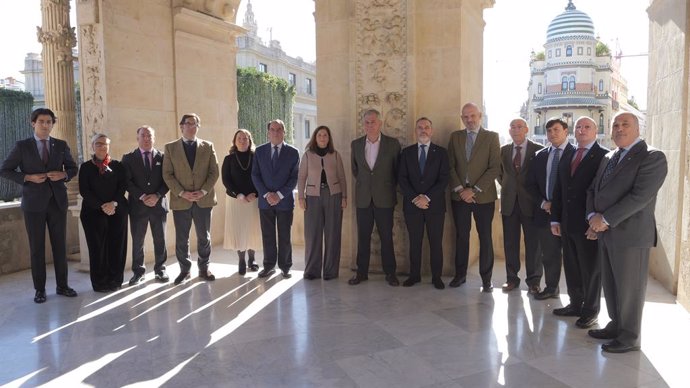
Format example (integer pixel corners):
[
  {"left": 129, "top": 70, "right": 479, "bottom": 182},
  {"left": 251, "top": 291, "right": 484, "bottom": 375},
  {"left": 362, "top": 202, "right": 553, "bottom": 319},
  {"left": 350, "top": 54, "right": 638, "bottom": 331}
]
[{"left": 646, "top": 0, "right": 689, "bottom": 310}]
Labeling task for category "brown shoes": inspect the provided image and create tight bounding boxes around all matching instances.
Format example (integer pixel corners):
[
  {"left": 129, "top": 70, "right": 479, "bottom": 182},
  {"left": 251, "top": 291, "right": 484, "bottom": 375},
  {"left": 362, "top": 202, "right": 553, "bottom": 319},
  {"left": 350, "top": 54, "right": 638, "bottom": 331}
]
[{"left": 501, "top": 281, "right": 519, "bottom": 292}]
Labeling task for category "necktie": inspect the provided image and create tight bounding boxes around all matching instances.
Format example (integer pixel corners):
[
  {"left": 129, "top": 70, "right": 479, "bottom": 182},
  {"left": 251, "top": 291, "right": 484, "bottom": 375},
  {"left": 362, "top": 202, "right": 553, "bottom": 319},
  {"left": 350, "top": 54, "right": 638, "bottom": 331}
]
[
  {"left": 601, "top": 149, "right": 622, "bottom": 185},
  {"left": 143, "top": 151, "right": 151, "bottom": 171},
  {"left": 419, "top": 144, "right": 427, "bottom": 173},
  {"left": 465, "top": 131, "right": 475, "bottom": 160},
  {"left": 272, "top": 145, "right": 279, "bottom": 168},
  {"left": 513, "top": 145, "right": 522, "bottom": 173},
  {"left": 40, "top": 139, "right": 49, "bottom": 165},
  {"left": 547, "top": 147, "right": 561, "bottom": 200},
  {"left": 570, "top": 147, "right": 586, "bottom": 176}
]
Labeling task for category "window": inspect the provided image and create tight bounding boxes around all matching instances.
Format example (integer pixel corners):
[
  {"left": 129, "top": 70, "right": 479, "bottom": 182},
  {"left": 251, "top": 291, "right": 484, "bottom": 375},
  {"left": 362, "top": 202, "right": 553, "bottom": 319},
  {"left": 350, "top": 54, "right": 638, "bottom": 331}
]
[
  {"left": 566, "top": 45, "right": 573, "bottom": 57},
  {"left": 538, "top": 83, "right": 542, "bottom": 94},
  {"left": 548, "top": 50, "right": 552, "bottom": 58},
  {"left": 258, "top": 63, "right": 267, "bottom": 73},
  {"left": 555, "top": 48, "right": 561, "bottom": 57},
  {"left": 288, "top": 72, "right": 296, "bottom": 87},
  {"left": 305, "top": 78, "right": 313, "bottom": 95},
  {"left": 587, "top": 47, "right": 592, "bottom": 55},
  {"left": 535, "top": 116, "right": 543, "bottom": 135},
  {"left": 598, "top": 79, "right": 604, "bottom": 92},
  {"left": 577, "top": 46, "right": 583, "bottom": 55},
  {"left": 569, "top": 75, "right": 576, "bottom": 91},
  {"left": 599, "top": 114, "right": 605, "bottom": 133},
  {"left": 561, "top": 76, "right": 568, "bottom": 91},
  {"left": 304, "top": 120, "right": 311, "bottom": 139}
]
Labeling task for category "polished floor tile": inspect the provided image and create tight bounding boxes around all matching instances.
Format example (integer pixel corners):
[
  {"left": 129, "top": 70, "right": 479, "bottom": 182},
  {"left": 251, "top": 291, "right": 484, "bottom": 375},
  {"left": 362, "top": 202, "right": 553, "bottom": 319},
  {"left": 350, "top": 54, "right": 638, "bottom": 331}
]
[{"left": 0, "top": 246, "right": 688, "bottom": 387}]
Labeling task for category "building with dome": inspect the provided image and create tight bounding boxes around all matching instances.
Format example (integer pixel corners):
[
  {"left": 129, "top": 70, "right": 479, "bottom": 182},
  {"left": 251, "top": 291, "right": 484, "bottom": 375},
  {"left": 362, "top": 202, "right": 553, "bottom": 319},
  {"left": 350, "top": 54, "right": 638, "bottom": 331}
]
[{"left": 522, "top": 0, "right": 643, "bottom": 145}]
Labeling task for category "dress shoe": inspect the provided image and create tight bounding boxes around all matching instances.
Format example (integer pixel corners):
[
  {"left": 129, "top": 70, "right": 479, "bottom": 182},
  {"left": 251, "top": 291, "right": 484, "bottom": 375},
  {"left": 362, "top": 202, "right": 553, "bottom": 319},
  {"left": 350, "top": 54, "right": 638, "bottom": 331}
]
[
  {"left": 348, "top": 273, "right": 368, "bottom": 285},
  {"left": 303, "top": 273, "right": 318, "bottom": 280},
  {"left": 34, "top": 290, "right": 47, "bottom": 304},
  {"left": 174, "top": 272, "right": 190, "bottom": 285},
  {"left": 155, "top": 271, "right": 170, "bottom": 282},
  {"left": 432, "top": 277, "right": 445, "bottom": 290},
  {"left": 575, "top": 315, "right": 598, "bottom": 329},
  {"left": 482, "top": 282, "right": 494, "bottom": 293},
  {"left": 56, "top": 286, "right": 77, "bottom": 297},
  {"left": 402, "top": 277, "right": 420, "bottom": 287},
  {"left": 588, "top": 328, "right": 617, "bottom": 340},
  {"left": 258, "top": 268, "right": 276, "bottom": 278},
  {"left": 528, "top": 284, "right": 541, "bottom": 295},
  {"left": 553, "top": 304, "right": 582, "bottom": 317},
  {"left": 199, "top": 269, "right": 216, "bottom": 281},
  {"left": 281, "top": 270, "right": 292, "bottom": 279},
  {"left": 323, "top": 275, "right": 337, "bottom": 281},
  {"left": 501, "top": 281, "right": 519, "bottom": 292},
  {"left": 448, "top": 276, "right": 466, "bottom": 288},
  {"left": 128, "top": 274, "right": 145, "bottom": 286},
  {"left": 247, "top": 258, "right": 260, "bottom": 272},
  {"left": 602, "top": 340, "right": 640, "bottom": 353},
  {"left": 534, "top": 288, "right": 560, "bottom": 300},
  {"left": 238, "top": 257, "right": 247, "bottom": 275},
  {"left": 385, "top": 274, "right": 400, "bottom": 287}
]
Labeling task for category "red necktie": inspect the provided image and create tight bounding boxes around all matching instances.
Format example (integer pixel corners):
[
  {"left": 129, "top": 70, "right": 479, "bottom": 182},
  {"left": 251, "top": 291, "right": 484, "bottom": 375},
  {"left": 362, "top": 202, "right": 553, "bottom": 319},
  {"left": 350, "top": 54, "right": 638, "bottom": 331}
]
[
  {"left": 513, "top": 145, "right": 522, "bottom": 173},
  {"left": 570, "top": 147, "right": 586, "bottom": 176}
]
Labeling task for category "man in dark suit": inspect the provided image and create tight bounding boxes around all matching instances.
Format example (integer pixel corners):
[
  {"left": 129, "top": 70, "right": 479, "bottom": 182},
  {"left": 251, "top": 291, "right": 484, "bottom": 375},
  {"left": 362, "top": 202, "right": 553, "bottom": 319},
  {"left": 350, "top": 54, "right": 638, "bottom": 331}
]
[
  {"left": 162, "top": 113, "right": 219, "bottom": 285},
  {"left": 349, "top": 109, "right": 401, "bottom": 286},
  {"left": 498, "top": 118, "right": 543, "bottom": 294},
  {"left": 447, "top": 102, "right": 501, "bottom": 291},
  {"left": 122, "top": 125, "right": 169, "bottom": 285},
  {"left": 251, "top": 119, "right": 300, "bottom": 279},
  {"left": 586, "top": 112, "right": 667, "bottom": 353},
  {"left": 550, "top": 117, "right": 608, "bottom": 327},
  {"left": 0, "top": 108, "right": 78, "bottom": 303},
  {"left": 398, "top": 117, "right": 449, "bottom": 289},
  {"left": 527, "top": 118, "right": 572, "bottom": 301}
]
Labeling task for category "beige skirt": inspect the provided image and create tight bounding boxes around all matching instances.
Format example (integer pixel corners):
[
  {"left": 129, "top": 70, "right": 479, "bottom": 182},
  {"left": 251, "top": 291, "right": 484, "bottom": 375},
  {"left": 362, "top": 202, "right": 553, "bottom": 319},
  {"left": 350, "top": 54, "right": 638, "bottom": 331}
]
[{"left": 223, "top": 196, "right": 262, "bottom": 251}]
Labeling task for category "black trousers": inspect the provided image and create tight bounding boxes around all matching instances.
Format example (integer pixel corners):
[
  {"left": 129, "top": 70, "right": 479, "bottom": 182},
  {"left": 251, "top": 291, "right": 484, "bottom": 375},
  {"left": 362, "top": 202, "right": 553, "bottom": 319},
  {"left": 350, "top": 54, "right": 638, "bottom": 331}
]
[
  {"left": 404, "top": 211, "right": 444, "bottom": 279},
  {"left": 23, "top": 196, "right": 68, "bottom": 291},
  {"left": 81, "top": 208, "right": 128, "bottom": 290},
  {"left": 173, "top": 204, "right": 212, "bottom": 272},
  {"left": 501, "top": 202, "right": 541, "bottom": 286},
  {"left": 259, "top": 208, "right": 293, "bottom": 272},
  {"left": 562, "top": 228, "right": 601, "bottom": 315},
  {"left": 535, "top": 225, "right": 562, "bottom": 290},
  {"left": 451, "top": 200, "right": 495, "bottom": 283},
  {"left": 355, "top": 204, "right": 396, "bottom": 276},
  {"left": 130, "top": 211, "right": 167, "bottom": 276}
]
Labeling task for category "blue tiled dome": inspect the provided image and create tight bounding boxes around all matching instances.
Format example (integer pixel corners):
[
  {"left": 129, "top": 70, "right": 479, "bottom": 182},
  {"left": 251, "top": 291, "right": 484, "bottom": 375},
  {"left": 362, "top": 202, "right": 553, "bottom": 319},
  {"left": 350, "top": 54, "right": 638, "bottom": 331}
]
[{"left": 546, "top": 1, "right": 595, "bottom": 41}]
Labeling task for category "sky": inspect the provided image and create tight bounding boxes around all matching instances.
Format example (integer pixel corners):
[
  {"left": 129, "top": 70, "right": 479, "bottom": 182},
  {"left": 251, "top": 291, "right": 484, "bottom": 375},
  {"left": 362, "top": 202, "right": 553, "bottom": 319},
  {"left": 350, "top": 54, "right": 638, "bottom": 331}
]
[{"left": 0, "top": 0, "right": 649, "bottom": 137}]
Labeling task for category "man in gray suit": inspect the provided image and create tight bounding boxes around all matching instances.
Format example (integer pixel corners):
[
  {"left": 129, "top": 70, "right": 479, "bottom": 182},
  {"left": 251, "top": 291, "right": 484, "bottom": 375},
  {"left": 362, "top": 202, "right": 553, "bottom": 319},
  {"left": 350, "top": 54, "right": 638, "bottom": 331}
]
[
  {"left": 586, "top": 112, "right": 667, "bottom": 353},
  {"left": 349, "top": 109, "right": 401, "bottom": 286},
  {"left": 122, "top": 125, "right": 169, "bottom": 285}
]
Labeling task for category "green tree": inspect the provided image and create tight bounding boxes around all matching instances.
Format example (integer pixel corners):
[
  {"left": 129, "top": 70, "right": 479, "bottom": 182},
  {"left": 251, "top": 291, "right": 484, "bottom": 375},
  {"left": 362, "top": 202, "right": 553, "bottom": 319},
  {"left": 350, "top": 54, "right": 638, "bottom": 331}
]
[
  {"left": 596, "top": 42, "right": 611, "bottom": 56},
  {"left": 0, "top": 89, "right": 34, "bottom": 201},
  {"left": 237, "top": 67, "right": 296, "bottom": 146}
]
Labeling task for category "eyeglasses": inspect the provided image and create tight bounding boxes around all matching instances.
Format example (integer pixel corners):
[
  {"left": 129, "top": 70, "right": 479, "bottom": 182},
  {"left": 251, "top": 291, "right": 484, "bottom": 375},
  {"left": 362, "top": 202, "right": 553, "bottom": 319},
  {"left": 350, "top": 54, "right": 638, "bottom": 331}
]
[{"left": 182, "top": 122, "right": 198, "bottom": 127}]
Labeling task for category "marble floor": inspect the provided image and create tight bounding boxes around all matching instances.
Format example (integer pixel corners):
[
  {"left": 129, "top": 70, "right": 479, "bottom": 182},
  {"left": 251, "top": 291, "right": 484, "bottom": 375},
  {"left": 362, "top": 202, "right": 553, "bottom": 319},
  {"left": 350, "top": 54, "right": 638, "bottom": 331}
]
[{"left": 0, "top": 247, "right": 688, "bottom": 388}]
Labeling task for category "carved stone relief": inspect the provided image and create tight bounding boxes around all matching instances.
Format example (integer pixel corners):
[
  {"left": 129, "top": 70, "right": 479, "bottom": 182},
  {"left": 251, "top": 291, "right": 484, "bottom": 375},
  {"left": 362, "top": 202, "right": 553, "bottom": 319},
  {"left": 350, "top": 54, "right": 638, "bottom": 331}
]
[{"left": 78, "top": 24, "right": 105, "bottom": 139}]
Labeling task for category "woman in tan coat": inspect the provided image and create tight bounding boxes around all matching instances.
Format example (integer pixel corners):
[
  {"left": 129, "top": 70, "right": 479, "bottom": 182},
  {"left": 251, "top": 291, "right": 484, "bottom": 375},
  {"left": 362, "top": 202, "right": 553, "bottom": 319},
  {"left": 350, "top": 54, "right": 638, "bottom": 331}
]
[{"left": 298, "top": 125, "right": 347, "bottom": 280}]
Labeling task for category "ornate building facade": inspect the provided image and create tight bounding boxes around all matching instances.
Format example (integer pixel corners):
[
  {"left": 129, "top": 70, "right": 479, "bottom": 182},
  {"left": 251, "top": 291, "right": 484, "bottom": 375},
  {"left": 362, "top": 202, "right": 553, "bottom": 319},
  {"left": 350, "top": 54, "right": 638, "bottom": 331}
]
[
  {"left": 523, "top": 0, "right": 643, "bottom": 145},
  {"left": 235, "top": 0, "right": 316, "bottom": 152}
]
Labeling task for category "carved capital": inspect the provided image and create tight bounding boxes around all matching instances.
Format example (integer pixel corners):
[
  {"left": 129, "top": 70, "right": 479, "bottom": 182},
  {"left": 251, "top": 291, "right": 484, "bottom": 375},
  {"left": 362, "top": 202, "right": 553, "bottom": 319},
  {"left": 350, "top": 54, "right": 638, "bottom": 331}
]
[{"left": 37, "top": 25, "right": 77, "bottom": 62}]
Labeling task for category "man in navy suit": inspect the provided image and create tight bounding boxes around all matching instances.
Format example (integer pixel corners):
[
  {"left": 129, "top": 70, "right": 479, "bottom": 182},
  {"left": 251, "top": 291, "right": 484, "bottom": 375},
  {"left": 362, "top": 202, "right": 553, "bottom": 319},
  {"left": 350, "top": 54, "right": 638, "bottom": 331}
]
[
  {"left": 398, "top": 117, "right": 449, "bottom": 289},
  {"left": 252, "top": 119, "right": 300, "bottom": 279},
  {"left": 551, "top": 117, "right": 608, "bottom": 327},
  {"left": 122, "top": 125, "right": 169, "bottom": 285},
  {"left": 0, "top": 108, "right": 78, "bottom": 303},
  {"left": 527, "top": 118, "right": 572, "bottom": 301}
]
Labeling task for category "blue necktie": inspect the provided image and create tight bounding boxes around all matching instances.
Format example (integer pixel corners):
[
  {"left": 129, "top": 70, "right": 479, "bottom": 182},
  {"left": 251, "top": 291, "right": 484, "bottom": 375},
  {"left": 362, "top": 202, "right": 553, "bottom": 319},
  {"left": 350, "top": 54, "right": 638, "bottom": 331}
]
[
  {"left": 465, "top": 131, "right": 475, "bottom": 160},
  {"left": 419, "top": 144, "right": 427, "bottom": 173},
  {"left": 272, "top": 145, "right": 279, "bottom": 169},
  {"left": 143, "top": 151, "right": 151, "bottom": 171},
  {"left": 547, "top": 147, "right": 561, "bottom": 200},
  {"left": 601, "top": 149, "right": 622, "bottom": 185}
]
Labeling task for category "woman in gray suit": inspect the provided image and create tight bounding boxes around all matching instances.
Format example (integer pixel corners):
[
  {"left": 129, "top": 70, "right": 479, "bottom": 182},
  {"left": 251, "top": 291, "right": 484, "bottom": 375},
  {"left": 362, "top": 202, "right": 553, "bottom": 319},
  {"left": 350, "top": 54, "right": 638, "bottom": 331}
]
[{"left": 298, "top": 125, "right": 347, "bottom": 280}]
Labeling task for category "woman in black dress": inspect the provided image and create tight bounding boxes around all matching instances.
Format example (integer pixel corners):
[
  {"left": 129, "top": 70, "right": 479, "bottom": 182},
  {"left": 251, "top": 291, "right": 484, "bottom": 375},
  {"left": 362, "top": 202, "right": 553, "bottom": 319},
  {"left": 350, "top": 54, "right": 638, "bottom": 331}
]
[{"left": 79, "top": 133, "right": 128, "bottom": 292}]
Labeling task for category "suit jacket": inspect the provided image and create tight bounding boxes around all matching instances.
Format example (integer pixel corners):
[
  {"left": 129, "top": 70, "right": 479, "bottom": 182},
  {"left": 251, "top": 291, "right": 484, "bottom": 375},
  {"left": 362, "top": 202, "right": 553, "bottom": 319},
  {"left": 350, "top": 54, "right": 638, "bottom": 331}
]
[
  {"left": 498, "top": 140, "right": 543, "bottom": 217},
  {"left": 162, "top": 138, "right": 219, "bottom": 210},
  {"left": 551, "top": 142, "right": 608, "bottom": 234},
  {"left": 351, "top": 133, "right": 401, "bottom": 209},
  {"left": 0, "top": 136, "right": 78, "bottom": 212},
  {"left": 526, "top": 143, "right": 575, "bottom": 226},
  {"left": 398, "top": 142, "right": 449, "bottom": 214},
  {"left": 78, "top": 159, "right": 129, "bottom": 215},
  {"left": 447, "top": 127, "right": 501, "bottom": 204},
  {"left": 297, "top": 149, "right": 347, "bottom": 198},
  {"left": 251, "top": 142, "right": 300, "bottom": 210},
  {"left": 121, "top": 148, "right": 169, "bottom": 217},
  {"left": 586, "top": 140, "right": 667, "bottom": 248}
]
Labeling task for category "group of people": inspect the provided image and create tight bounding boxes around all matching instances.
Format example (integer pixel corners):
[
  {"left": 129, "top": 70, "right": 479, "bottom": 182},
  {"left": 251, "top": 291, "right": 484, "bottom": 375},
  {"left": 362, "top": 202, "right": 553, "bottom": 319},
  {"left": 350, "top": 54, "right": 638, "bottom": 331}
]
[{"left": 1, "top": 103, "right": 667, "bottom": 354}]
